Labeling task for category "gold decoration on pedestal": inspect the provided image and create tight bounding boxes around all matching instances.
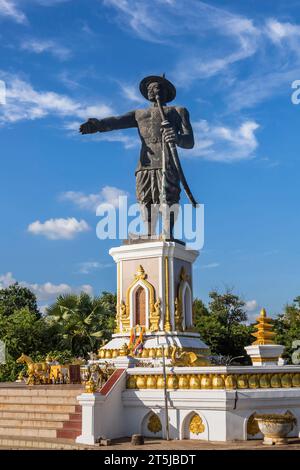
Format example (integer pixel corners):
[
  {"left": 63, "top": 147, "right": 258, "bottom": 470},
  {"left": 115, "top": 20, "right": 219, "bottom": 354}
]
[
  {"left": 259, "top": 374, "right": 270, "bottom": 388},
  {"left": 136, "top": 375, "right": 146, "bottom": 389},
  {"left": 248, "top": 375, "right": 259, "bottom": 389},
  {"left": 164, "top": 257, "right": 171, "bottom": 331},
  {"left": 167, "top": 374, "right": 179, "bottom": 389},
  {"left": 119, "top": 343, "right": 130, "bottom": 356},
  {"left": 174, "top": 297, "right": 183, "bottom": 331},
  {"left": 281, "top": 374, "right": 292, "bottom": 388},
  {"left": 212, "top": 375, "right": 225, "bottom": 389},
  {"left": 201, "top": 375, "right": 212, "bottom": 389},
  {"left": 271, "top": 374, "right": 281, "bottom": 388},
  {"left": 147, "top": 413, "right": 162, "bottom": 434},
  {"left": 146, "top": 375, "right": 157, "bottom": 388},
  {"left": 124, "top": 265, "right": 156, "bottom": 332},
  {"left": 189, "top": 375, "right": 201, "bottom": 389},
  {"left": 126, "top": 371, "right": 300, "bottom": 390},
  {"left": 127, "top": 375, "right": 136, "bottom": 389},
  {"left": 247, "top": 413, "right": 260, "bottom": 436},
  {"left": 237, "top": 375, "right": 248, "bottom": 389},
  {"left": 150, "top": 299, "right": 161, "bottom": 332},
  {"left": 292, "top": 374, "right": 300, "bottom": 387},
  {"left": 170, "top": 346, "right": 209, "bottom": 366},
  {"left": 225, "top": 375, "right": 237, "bottom": 389},
  {"left": 189, "top": 414, "right": 205, "bottom": 435},
  {"left": 141, "top": 348, "right": 149, "bottom": 358},
  {"left": 156, "top": 376, "right": 165, "bottom": 388},
  {"left": 120, "top": 301, "right": 130, "bottom": 332},
  {"left": 115, "top": 262, "right": 121, "bottom": 333},
  {"left": 252, "top": 308, "right": 276, "bottom": 345},
  {"left": 178, "top": 375, "right": 189, "bottom": 389},
  {"left": 85, "top": 376, "right": 97, "bottom": 393}
]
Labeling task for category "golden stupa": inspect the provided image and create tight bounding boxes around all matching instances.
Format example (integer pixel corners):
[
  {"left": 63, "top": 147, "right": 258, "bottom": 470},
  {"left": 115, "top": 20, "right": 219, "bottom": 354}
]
[{"left": 251, "top": 308, "right": 275, "bottom": 345}]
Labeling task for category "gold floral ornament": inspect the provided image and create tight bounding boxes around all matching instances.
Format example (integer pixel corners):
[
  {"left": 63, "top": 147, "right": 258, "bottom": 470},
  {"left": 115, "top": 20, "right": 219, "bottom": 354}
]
[
  {"left": 252, "top": 308, "right": 275, "bottom": 345},
  {"left": 189, "top": 414, "right": 205, "bottom": 434},
  {"left": 147, "top": 413, "right": 162, "bottom": 434}
]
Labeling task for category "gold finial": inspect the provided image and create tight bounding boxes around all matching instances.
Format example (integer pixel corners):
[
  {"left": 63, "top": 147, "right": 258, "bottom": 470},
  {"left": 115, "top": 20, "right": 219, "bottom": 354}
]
[
  {"left": 135, "top": 265, "right": 146, "bottom": 280},
  {"left": 252, "top": 308, "right": 276, "bottom": 345}
]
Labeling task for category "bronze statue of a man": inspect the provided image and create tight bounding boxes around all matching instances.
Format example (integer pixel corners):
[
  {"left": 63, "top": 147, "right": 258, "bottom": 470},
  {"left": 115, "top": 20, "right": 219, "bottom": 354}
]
[{"left": 80, "top": 75, "right": 195, "bottom": 238}]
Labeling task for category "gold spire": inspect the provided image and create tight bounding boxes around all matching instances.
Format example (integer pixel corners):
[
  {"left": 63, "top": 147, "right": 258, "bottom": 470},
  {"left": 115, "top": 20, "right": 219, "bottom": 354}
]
[{"left": 252, "top": 308, "right": 276, "bottom": 345}]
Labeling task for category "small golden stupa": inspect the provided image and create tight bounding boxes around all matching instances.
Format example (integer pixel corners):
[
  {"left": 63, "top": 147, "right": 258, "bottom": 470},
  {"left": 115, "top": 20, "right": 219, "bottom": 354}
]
[{"left": 252, "top": 308, "right": 275, "bottom": 345}]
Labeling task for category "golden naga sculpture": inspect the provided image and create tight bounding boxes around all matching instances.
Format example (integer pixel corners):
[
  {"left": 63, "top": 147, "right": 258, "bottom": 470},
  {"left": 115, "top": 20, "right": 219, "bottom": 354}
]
[
  {"left": 252, "top": 308, "right": 276, "bottom": 345},
  {"left": 170, "top": 346, "right": 210, "bottom": 366},
  {"left": 16, "top": 353, "right": 50, "bottom": 385}
]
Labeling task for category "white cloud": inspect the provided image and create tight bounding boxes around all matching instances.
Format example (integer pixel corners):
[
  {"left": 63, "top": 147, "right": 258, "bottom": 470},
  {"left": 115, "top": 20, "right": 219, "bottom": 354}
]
[
  {"left": 21, "top": 38, "right": 71, "bottom": 60},
  {"left": 77, "top": 261, "right": 113, "bottom": 274},
  {"left": 103, "top": 0, "right": 260, "bottom": 84},
  {"left": 61, "top": 185, "right": 129, "bottom": 212},
  {"left": 27, "top": 217, "right": 90, "bottom": 240},
  {"left": 0, "top": 72, "right": 113, "bottom": 125},
  {"left": 0, "top": 271, "right": 93, "bottom": 303},
  {"left": 119, "top": 82, "right": 145, "bottom": 104},
  {"left": 200, "top": 262, "right": 220, "bottom": 269},
  {"left": 265, "top": 19, "right": 300, "bottom": 43},
  {"left": 188, "top": 119, "right": 259, "bottom": 162},
  {"left": 0, "top": 272, "right": 16, "bottom": 289},
  {"left": 0, "top": 0, "right": 26, "bottom": 23},
  {"left": 245, "top": 300, "right": 258, "bottom": 312}
]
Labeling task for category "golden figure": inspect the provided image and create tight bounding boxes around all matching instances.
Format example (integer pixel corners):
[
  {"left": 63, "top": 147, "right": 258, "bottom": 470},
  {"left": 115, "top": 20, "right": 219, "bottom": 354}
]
[
  {"left": 170, "top": 346, "right": 209, "bottom": 366},
  {"left": 16, "top": 353, "right": 50, "bottom": 385},
  {"left": 120, "top": 300, "right": 130, "bottom": 332},
  {"left": 150, "top": 298, "right": 161, "bottom": 332}
]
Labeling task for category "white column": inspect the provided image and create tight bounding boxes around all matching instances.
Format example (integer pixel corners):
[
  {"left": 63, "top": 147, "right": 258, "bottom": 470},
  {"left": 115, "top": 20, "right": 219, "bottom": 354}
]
[{"left": 76, "top": 393, "right": 104, "bottom": 445}]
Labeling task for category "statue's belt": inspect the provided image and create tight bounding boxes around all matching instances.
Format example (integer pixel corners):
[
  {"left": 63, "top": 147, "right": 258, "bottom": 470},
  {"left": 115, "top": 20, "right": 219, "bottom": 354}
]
[{"left": 143, "top": 136, "right": 162, "bottom": 144}]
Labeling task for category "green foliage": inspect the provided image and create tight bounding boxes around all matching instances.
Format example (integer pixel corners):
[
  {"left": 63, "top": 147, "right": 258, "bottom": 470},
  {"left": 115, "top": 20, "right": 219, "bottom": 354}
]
[
  {"left": 0, "top": 283, "right": 39, "bottom": 317},
  {"left": 273, "top": 297, "right": 300, "bottom": 362},
  {"left": 45, "top": 291, "right": 116, "bottom": 357},
  {"left": 0, "top": 285, "right": 117, "bottom": 381},
  {"left": 194, "top": 290, "right": 253, "bottom": 362}
]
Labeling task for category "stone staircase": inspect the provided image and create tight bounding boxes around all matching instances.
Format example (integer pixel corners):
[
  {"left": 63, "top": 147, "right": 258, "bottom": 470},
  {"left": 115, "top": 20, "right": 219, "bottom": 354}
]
[{"left": 0, "top": 384, "right": 88, "bottom": 449}]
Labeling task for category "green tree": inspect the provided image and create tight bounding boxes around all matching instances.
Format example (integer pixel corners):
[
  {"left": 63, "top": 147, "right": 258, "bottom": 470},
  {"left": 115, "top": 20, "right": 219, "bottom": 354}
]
[
  {"left": 0, "top": 283, "right": 40, "bottom": 317},
  {"left": 46, "top": 292, "right": 115, "bottom": 357},
  {"left": 273, "top": 297, "right": 300, "bottom": 362},
  {"left": 194, "top": 290, "right": 253, "bottom": 361},
  {"left": 0, "top": 307, "right": 59, "bottom": 381}
]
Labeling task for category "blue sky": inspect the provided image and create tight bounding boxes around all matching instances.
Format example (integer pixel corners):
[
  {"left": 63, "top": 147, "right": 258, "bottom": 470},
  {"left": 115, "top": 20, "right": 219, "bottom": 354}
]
[{"left": 0, "top": 0, "right": 300, "bottom": 320}]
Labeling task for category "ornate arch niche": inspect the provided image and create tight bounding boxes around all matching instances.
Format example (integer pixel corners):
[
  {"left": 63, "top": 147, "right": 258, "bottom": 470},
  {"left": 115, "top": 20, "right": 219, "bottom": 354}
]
[
  {"left": 176, "top": 267, "right": 193, "bottom": 331},
  {"left": 125, "top": 265, "right": 156, "bottom": 330}
]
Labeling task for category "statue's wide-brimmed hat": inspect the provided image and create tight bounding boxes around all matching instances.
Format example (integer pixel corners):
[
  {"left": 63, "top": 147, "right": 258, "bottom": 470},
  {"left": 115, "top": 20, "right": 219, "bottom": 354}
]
[{"left": 139, "top": 75, "right": 176, "bottom": 103}]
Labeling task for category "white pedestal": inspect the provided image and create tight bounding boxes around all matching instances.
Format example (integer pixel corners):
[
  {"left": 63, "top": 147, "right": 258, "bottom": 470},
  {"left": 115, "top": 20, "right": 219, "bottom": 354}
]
[{"left": 245, "top": 344, "right": 285, "bottom": 366}]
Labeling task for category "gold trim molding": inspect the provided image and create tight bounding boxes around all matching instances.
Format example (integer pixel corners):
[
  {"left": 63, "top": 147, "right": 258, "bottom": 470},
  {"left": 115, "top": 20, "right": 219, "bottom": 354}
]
[{"left": 126, "top": 372, "right": 300, "bottom": 390}]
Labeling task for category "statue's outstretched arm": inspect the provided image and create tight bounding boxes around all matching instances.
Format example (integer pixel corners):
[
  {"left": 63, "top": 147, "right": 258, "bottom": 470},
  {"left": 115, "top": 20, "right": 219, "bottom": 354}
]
[
  {"left": 80, "top": 111, "right": 137, "bottom": 135},
  {"left": 176, "top": 107, "right": 194, "bottom": 149}
]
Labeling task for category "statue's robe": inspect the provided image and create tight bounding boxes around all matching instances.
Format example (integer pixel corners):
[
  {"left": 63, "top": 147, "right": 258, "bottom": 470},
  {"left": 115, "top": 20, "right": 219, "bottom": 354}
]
[{"left": 94, "top": 105, "right": 194, "bottom": 207}]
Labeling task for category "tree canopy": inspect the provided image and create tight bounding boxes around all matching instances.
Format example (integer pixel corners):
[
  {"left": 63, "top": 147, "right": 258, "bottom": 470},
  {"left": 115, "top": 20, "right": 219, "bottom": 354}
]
[{"left": 194, "top": 290, "right": 253, "bottom": 361}]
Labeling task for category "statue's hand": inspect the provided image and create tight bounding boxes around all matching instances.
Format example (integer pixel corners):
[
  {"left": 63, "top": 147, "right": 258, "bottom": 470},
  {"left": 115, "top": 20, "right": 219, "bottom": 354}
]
[
  {"left": 79, "top": 118, "right": 100, "bottom": 134},
  {"left": 162, "top": 125, "right": 178, "bottom": 144}
]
